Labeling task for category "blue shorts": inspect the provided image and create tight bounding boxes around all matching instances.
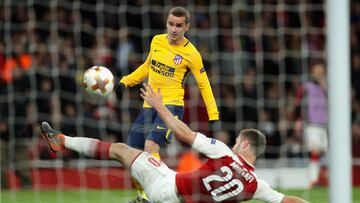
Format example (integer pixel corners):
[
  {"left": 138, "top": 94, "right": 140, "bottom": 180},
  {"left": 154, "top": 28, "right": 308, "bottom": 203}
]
[{"left": 127, "top": 105, "right": 184, "bottom": 149}]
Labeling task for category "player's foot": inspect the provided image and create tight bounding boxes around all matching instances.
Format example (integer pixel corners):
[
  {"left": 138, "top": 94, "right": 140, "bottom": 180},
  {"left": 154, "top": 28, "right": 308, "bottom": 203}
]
[
  {"left": 41, "top": 121, "right": 65, "bottom": 152},
  {"left": 128, "top": 196, "right": 151, "bottom": 203}
]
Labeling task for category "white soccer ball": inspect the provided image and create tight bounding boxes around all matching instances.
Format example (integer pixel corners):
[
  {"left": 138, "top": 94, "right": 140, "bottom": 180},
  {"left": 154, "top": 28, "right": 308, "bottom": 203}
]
[{"left": 83, "top": 66, "right": 115, "bottom": 97}]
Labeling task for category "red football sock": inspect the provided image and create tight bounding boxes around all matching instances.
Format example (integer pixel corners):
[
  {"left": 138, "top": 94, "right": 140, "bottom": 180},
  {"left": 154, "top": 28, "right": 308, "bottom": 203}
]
[
  {"left": 310, "top": 151, "right": 320, "bottom": 162},
  {"left": 94, "top": 141, "right": 111, "bottom": 160}
]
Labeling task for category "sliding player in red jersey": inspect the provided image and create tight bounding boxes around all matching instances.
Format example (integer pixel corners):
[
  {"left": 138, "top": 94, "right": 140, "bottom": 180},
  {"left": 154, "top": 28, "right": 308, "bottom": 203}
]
[
  {"left": 117, "top": 7, "right": 219, "bottom": 201},
  {"left": 41, "top": 84, "right": 308, "bottom": 203}
]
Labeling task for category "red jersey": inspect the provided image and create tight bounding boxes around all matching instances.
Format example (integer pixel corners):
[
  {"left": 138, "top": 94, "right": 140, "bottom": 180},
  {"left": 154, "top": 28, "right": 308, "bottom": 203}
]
[{"left": 175, "top": 133, "right": 284, "bottom": 203}]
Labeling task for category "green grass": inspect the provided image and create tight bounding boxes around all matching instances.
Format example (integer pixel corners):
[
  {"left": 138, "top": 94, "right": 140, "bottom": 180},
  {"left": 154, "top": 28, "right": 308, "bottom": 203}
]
[
  {"left": 1, "top": 189, "right": 137, "bottom": 203},
  {"left": 1, "top": 187, "right": 360, "bottom": 203},
  {"left": 245, "top": 187, "right": 360, "bottom": 203}
]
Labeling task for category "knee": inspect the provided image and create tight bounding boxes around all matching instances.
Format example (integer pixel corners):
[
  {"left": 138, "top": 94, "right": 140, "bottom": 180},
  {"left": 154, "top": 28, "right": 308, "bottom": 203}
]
[
  {"left": 109, "top": 143, "right": 142, "bottom": 168},
  {"left": 109, "top": 143, "right": 126, "bottom": 160}
]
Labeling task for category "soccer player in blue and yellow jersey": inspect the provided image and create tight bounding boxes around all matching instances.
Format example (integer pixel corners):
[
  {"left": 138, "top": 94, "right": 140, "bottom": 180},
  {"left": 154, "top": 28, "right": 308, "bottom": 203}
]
[{"left": 117, "top": 6, "right": 219, "bottom": 202}]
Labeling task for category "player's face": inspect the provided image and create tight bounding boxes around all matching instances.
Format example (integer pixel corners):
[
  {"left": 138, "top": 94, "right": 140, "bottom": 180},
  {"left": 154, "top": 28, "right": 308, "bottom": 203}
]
[
  {"left": 166, "top": 14, "right": 189, "bottom": 44},
  {"left": 312, "top": 64, "right": 326, "bottom": 81}
]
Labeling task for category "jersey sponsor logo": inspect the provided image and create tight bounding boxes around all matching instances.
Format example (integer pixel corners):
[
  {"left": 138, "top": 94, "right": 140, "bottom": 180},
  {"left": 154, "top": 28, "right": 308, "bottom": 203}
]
[
  {"left": 151, "top": 59, "right": 175, "bottom": 77},
  {"left": 211, "top": 138, "right": 216, "bottom": 144},
  {"left": 173, "top": 54, "right": 183, "bottom": 65},
  {"left": 200, "top": 67, "right": 206, "bottom": 73}
]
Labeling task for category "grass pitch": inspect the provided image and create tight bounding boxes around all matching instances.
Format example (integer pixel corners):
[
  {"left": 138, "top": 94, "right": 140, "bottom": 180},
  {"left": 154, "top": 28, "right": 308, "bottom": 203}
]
[{"left": 1, "top": 187, "right": 360, "bottom": 203}]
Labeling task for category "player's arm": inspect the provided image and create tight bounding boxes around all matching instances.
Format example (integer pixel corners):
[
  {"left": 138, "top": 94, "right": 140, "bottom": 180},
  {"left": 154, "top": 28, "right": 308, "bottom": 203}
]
[
  {"left": 119, "top": 36, "right": 156, "bottom": 87},
  {"left": 189, "top": 51, "right": 219, "bottom": 121},
  {"left": 254, "top": 179, "right": 309, "bottom": 203},
  {"left": 281, "top": 196, "right": 309, "bottom": 203},
  {"left": 140, "top": 83, "right": 196, "bottom": 146},
  {"left": 253, "top": 179, "right": 284, "bottom": 203},
  {"left": 119, "top": 53, "right": 151, "bottom": 87}
]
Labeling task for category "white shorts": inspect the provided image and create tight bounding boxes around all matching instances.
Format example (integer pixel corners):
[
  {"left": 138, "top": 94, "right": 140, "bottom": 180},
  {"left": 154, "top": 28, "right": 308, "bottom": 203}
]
[
  {"left": 304, "top": 124, "right": 328, "bottom": 152},
  {"left": 130, "top": 152, "right": 181, "bottom": 203}
]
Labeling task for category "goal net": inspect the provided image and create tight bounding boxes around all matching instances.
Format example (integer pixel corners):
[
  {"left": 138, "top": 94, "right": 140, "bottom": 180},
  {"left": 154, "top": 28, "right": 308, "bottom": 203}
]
[{"left": 1, "top": 0, "right": 358, "bottom": 202}]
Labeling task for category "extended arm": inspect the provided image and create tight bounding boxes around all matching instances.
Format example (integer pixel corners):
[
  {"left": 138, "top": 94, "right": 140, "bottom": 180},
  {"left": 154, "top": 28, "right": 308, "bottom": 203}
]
[
  {"left": 120, "top": 53, "right": 150, "bottom": 87},
  {"left": 189, "top": 51, "right": 219, "bottom": 121},
  {"left": 140, "top": 83, "right": 196, "bottom": 146},
  {"left": 281, "top": 196, "right": 309, "bottom": 203},
  {"left": 254, "top": 179, "right": 309, "bottom": 203},
  {"left": 119, "top": 37, "right": 154, "bottom": 87}
]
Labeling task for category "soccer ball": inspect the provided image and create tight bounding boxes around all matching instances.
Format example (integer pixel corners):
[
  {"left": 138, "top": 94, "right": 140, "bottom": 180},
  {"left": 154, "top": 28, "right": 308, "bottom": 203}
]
[{"left": 83, "top": 66, "right": 115, "bottom": 97}]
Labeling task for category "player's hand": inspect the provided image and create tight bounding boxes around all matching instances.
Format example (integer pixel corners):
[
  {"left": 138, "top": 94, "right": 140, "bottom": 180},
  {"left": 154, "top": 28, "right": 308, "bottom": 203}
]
[
  {"left": 208, "top": 120, "right": 221, "bottom": 134},
  {"left": 140, "top": 83, "right": 163, "bottom": 109},
  {"left": 115, "top": 82, "right": 126, "bottom": 101}
]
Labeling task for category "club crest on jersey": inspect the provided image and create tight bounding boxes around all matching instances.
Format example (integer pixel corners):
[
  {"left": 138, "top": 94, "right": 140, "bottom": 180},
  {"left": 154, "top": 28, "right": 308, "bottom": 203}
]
[{"left": 173, "top": 55, "right": 183, "bottom": 65}]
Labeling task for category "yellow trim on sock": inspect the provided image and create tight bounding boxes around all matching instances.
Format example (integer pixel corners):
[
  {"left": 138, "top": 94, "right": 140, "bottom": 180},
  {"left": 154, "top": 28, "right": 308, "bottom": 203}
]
[
  {"left": 165, "top": 115, "right": 177, "bottom": 140},
  {"left": 131, "top": 176, "right": 149, "bottom": 200},
  {"left": 151, "top": 152, "right": 161, "bottom": 160},
  {"left": 165, "top": 128, "right": 171, "bottom": 139},
  {"left": 139, "top": 190, "right": 149, "bottom": 200}
]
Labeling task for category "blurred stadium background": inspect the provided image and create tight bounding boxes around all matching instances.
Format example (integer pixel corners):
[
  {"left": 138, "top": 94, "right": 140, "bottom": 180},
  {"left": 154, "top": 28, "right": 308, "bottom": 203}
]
[{"left": 1, "top": 0, "right": 360, "bottom": 202}]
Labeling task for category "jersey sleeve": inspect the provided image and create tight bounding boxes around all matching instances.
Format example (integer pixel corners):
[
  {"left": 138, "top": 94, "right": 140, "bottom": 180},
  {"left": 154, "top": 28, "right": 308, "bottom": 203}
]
[
  {"left": 253, "top": 179, "right": 285, "bottom": 203},
  {"left": 188, "top": 51, "right": 219, "bottom": 121},
  {"left": 191, "top": 132, "right": 232, "bottom": 159},
  {"left": 120, "top": 38, "right": 154, "bottom": 87}
]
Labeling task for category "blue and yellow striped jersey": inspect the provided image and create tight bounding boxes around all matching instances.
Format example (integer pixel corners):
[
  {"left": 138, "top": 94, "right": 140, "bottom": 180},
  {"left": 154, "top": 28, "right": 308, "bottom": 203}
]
[{"left": 120, "top": 34, "right": 219, "bottom": 120}]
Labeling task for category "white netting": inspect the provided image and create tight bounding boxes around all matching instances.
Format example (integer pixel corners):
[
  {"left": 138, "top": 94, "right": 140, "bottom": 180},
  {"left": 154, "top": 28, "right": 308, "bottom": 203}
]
[{"left": 1, "top": 0, "right": 360, "bottom": 202}]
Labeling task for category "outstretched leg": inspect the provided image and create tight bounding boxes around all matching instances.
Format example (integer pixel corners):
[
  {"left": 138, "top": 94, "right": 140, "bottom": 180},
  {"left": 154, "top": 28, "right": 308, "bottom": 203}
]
[{"left": 40, "top": 121, "right": 142, "bottom": 169}]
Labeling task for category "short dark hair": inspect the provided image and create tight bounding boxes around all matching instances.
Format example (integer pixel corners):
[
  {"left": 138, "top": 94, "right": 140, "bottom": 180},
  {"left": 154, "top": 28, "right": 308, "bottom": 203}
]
[
  {"left": 239, "top": 129, "right": 266, "bottom": 157},
  {"left": 168, "top": 7, "right": 190, "bottom": 24}
]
